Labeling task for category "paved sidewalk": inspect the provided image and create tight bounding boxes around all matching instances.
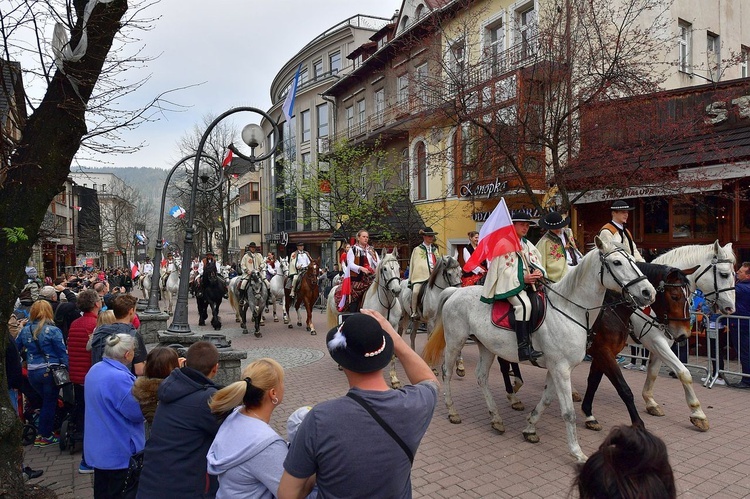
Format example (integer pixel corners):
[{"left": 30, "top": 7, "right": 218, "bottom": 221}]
[{"left": 23, "top": 300, "right": 750, "bottom": 498}]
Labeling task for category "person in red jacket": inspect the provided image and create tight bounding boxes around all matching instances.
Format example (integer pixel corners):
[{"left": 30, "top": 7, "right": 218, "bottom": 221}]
[{"left": 67, "top": 289, "right": 102, "bottom": 474}]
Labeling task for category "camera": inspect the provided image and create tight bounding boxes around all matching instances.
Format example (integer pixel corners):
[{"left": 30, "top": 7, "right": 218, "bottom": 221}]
[{"left": 338, "top": 313, "right": 354, "bottom": 326}]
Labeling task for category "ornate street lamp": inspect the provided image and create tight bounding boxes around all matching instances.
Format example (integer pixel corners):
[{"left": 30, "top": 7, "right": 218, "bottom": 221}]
[{"left": 167, "top": 107, "right": 279, "bottom": 334}]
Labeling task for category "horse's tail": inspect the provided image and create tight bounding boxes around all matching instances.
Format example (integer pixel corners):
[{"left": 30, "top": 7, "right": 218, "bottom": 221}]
[
  {"left": 227, "top": 279, "right": 239, "bottom": 314},
  {"left": 327, "top": 285, "right": 339, "bottom": 329},
  {"left": 422, "top": 292, "right": 449, "bottom": 367}
]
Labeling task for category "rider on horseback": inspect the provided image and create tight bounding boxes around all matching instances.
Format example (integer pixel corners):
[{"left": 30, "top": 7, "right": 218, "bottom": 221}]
[
  {"left": 346, "top": 230, "right": 379, "bottom": 312},
  {"left": 408, "top": 227, "right": 440, "bottom": 319},
  {"left": 289, "top": 242, "right": 311, "bottom": 299},
  {"left": 240, "top": 242, "right": 270, "bottom": 305},
  {"left": 481, "top": 211, "right": 545, "bottom": 362},
  {"left": 139, "top": 257, "right": 153, "bottom": 290},
  {"left": 196, "top": 250, "right": 217, "bottom": 287},
  {"left": 160, "top": 253, "right": 175, "bottom": 291}
]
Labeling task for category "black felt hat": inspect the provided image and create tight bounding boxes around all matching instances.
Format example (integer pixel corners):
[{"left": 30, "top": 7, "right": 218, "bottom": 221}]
[
  {"left": 510, "top": 211, "right": 537, "bottom": 225},
  {"left": 610, "top": 200, "right": 636, "bottom": 211},
  {"left": 538, "top": 211, "right": 570, "bottom": 230},
  {"left": 296, "top": 242, "right": 305, "bottom": 247},
  {"left": 419, "top": 227, "right": 438, "bottom": 236},
  {"left": 326, "top": 314, "right": 394, "bottom": 373}
]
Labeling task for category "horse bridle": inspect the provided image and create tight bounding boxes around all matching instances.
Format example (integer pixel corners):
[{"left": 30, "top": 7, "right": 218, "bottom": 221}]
[
  {"left": 628, "top": 270, "right": 691, "bottom": 342},
  {"left": 692, "top": 255, "right": 735, "bottom": 308},
  {"left": 374, "top": 261, "right": 402, "bottom": 319},
  {"left": 599, "top": 247, "right": 649, "bottom": 306}
]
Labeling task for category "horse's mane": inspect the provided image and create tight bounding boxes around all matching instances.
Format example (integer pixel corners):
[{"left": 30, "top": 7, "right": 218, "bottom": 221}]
[
  {"left": 635, "top": 262, "right": 688, "bottom": 287},
  {"left": 653, "top": 242, "right": 736, "bottom": 267},
  {"left": 551, "top": 244, "right": 599, "bottom": 296},
  {"left": 427, "top": 256, "right": 459, "bottom": 288}
]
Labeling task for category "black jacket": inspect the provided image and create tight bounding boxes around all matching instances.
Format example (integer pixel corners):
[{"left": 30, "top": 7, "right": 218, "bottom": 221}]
[
  {"left": 136, "top": 367, "right": 222, "bottom": 499},
  {"left": 5, "top": 338, "right": 23, "bottom": 390}
]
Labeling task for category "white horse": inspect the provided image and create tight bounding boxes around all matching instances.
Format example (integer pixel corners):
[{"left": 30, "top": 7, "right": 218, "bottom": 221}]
[
  {"left": 327, "top": 249, "right": 402, "bottom": 332},
  {"left": 140, "top": 272, "right": 152, "bottom": 301},
  {"left": 423, "top": 237, "right": 656, "bottom": 463},
  {"left": 268, "top": 257, "right": 289, "bottom": 323},
  {"left": 163, "top": 258, "right": 181, "bottom": 315},
  {"left": 633, "top": 241, "right": 735, "bottom": 423}
]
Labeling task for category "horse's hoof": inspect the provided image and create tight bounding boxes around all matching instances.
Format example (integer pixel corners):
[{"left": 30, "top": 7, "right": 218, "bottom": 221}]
[
  {"left": 391, "top": 380, "right": 402, "bottom": 389},
  {"left": 491, "top": 421, "right": 505, "bottom": 434},
  {"left": 297, "top": 322, "right": 302, "bottom": 327},
  {"left": 646, "top": 406, "right": 665, "bottom": 417},
  {"left": 306, "top": 326, "right": 311, "bottom": 331},
  {"left": 284, "top": 319, "right": 289, "bottom": 324},
  {"left": 254, "top": 331, "right": 262, "bottom": 338},
  {"left": 288, "top": 324, "right": 293, "bottom": 329},
  {"left": 513, "top": 380, "right": 523, "bottom": 393},
  {"left": 572, "top": 391, "right": 582, "bottom": 403},
  {"left": 198, "top": 321, "right": 205, "bottom": 326},
  {"left": 448, "top": 414, "right": 462, "bottom": 424},
  {"left": 432, "top": 367, "right": 439, "bottom": 377},
  {"left": 456, "top": 367, "right": 465, "bottom": 378},
  {"left": 510, "top": 401, "right": 525, "bottom": 412},
  {"left": 242, "top": 330, "right": 248, "bottom": 334},
  {"left": 274, "top": 318, "right": 279, "bottom": 322},
  {"left": 585, "top": 420, "right": 602, "bottom": 431},
  {"left": 523, "top": 432, "right": 540, "bottom": 444},
  {"left": 310, "top": 330, "right": 317, "bottom": 336},
  {"left": 236, "top": 318, "right": 241, "bottom": 323},
  {"left": 690, "top": 417, "right": 710, "bottom": 431}
]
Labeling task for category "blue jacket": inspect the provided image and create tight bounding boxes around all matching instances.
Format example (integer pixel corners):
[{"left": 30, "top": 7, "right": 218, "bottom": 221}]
[
  {"left": 733, "top": 279, "right": 750, "bottom": 333},
  {"left": 84, "top": 358, "right": 145, "bottom": 470},
  {"left": 15, "top": 321, "right": 68, "bottom": 367}
]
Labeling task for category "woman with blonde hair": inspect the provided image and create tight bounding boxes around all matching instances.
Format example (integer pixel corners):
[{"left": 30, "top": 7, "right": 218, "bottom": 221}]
[
  {"left": 15, "top": 300, "right": 68, "bottom": 447},
  {"left": 207, "top": 358, "right": 291, "bottom": 498}
]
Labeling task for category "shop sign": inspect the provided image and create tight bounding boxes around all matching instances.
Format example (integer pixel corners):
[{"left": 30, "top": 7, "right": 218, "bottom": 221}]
[
  {"left": 266, "top": 231, "right": 289, "bottom": 245},
  {"left": 459, "top": 178, "right": 508, "bottom": 198},
  {"left": 472, "top": 211, "right": 492, "bottom": 222},
  {"left": 705, "top": 95, "right": 750, "bottom": 125}
]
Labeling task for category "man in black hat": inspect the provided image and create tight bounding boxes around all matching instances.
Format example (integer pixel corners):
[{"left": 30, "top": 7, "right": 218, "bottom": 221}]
[
  {"left": 481, "top": 210, "right": 546, "bottom": 362},
  {"left": 407, "top": 227, "right": 440, "bottom": 319},
  {"left": 537, "top": 211, "right": 583, "bottom": 283},
  {"left": 599, "top": 200, "right": 644, "bottom": 262},
  {"left": 278, "top": 310, "right": 437, "bottom": 498},
  {"left": 289, "top": 242, "right": 311, "bottom": 299},
  {"left": 239, "top": 242, "right": 268, "bottom": 302}
]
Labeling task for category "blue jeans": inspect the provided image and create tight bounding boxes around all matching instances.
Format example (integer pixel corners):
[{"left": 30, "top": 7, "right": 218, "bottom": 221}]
[
  {"left": 27, "top": 368, "right": 57, "bottom": 438},
  {"left": 8, "top": 388, "right": 18, "bottom": 413},
  {"left": 729, "top": 326, "right": 750, "bottom": 384}
]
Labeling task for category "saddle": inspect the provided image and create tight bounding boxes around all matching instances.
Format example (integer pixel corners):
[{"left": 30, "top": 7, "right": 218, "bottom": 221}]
[{"left": 491, "top": 289, "right": 546, "bottom": 332}]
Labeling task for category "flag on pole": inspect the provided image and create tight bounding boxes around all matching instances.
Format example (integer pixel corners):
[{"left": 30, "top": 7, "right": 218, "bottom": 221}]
[
  {"left": 282, "top": 64, "right": 303, "bottom": 123},
  {"left": 337, "top": 264, "right": 351, "bottom": 312},
  {"left": 222, "top": 149, "right": 233, "bottom": 168},
  {"left": 169, "top": 205, "right": 186, "bottom": 219},
  {"left": 73, "top": 206, "right": 82, "bottom": 212},
  {"left": 129, "top": 260, "right": 139, "bottom": 280},
  {"left": 463, "top": 198, "right": 522, "bottom": 273}
]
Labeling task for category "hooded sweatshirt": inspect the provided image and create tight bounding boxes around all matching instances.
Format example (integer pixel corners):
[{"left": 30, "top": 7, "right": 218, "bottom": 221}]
[
  {"left": 206, "top": 408, "right": 288, "bottom": 499},
  {"left": 137, "top": 367, "right": 221, "bottom": 499}
]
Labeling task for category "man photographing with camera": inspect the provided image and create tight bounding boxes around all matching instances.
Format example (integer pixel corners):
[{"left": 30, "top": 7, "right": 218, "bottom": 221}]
[{"left": 278, "top": 310, "right": 438, "bottom": 499}]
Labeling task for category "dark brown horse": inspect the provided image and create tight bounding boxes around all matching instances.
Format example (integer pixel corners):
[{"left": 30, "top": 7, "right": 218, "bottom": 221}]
[
  {"left": 580, "top": 262, "right": 696, "bottom": 431},
  {"left": 284, "top": 258, "right": 320, "bottom": 335}
]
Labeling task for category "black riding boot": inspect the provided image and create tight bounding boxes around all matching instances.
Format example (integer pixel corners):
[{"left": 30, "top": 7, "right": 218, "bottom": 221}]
[{"left": 515, "top": 321, "right": 542, "bottom": 362}]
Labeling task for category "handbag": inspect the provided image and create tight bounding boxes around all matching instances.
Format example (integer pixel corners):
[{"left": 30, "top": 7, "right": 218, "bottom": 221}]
[
  {"left": 33, "top": 335, "right": 70, "bottom": 387},
  {"left": 122, "top": 450, "right": 144, "bottom": 493}
]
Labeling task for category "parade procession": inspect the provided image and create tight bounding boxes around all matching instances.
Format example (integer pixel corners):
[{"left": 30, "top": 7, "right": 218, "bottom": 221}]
[{"left": 3, "top": 0, "right": 750, "bottom": 498}]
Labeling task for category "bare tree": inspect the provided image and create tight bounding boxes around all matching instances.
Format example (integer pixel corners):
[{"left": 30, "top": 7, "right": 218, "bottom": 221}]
[
  {"left": 0, "top": 1, "right": 178, "bottom": 493},
  {"left": 99, "top": 185, "right": 148, "bottom": 265}
]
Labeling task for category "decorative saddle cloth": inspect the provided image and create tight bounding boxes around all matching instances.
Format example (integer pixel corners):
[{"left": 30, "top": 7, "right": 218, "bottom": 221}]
[
  {"left": 333, "top": 274, "right": 374, "bottom": 310},
  {"left": 491, "top": 289, "right": 547, "bottom": 332}
]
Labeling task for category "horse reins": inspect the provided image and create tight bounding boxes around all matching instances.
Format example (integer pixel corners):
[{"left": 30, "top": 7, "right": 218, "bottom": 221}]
[
  {"left": 374, "top": 261, "right": 401, "bottom": 322},
  {"left": 692, "top": 256, "right": 735, "bottom": 308}
]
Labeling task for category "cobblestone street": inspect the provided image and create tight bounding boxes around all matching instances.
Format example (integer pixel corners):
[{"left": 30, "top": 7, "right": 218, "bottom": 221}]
[{"left": 23, "top": 298, "right": 750, "bottom": 498}]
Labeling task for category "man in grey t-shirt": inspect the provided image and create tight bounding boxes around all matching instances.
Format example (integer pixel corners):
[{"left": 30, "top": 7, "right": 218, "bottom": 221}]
[{"left": 278, "top": 311, "right": 438, "bottom": 499}]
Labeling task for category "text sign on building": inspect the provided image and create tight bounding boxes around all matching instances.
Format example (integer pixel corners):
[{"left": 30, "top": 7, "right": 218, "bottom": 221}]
[
  {"left": 459, "top": 178, "right": 509, "bottom": 199},
  {"left": 705, "top": 95, "right": 750, "bottom": 125}
]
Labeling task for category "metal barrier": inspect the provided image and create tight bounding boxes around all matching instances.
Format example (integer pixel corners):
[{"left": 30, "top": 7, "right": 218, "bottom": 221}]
[{"left": 708, "top": 314, "right": 750, "bottom": 388}]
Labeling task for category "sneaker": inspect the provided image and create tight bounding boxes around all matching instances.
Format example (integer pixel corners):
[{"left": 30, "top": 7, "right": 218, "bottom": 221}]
[
  {"left": 616, "top": 356, "right": 628, "bottom": 365},
  {"left": 623, "top": 363, "right": 640, "bottom": 371},
  {"left": 22, "top": 467, "right": 43, "bottom": 481},
  {"left": 700, "top": 376, "right": 726, "bottom": 385},
  {"left": 33, "top": 435, "right": 59, "bottom": 447},
  {"left": 78, "top": 462, "right": 94, "bottom": 474},
  {"left": 583, "top": 354, "right": 593, "bottom": 362},
  {"left": 639, "top": 365, "right": 648, "bottom": 372}
]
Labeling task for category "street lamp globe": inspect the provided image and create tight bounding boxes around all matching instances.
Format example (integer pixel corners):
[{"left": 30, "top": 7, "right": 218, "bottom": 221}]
[{"left": 241, "top": 123, "right": 264, "bottom": 149}]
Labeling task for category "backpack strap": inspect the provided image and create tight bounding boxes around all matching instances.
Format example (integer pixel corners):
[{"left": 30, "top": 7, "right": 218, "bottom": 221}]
[{"left": 346, "top": 391, "right": 414, "bottom": 464}]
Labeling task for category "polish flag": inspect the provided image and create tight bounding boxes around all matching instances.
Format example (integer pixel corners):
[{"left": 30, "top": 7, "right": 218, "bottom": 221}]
[
  {"left": 463, "top": 198, "right": 522, "bottom": 273},
  {"left": 130, "top": 260, "right": 139, "bottom": 280},
  {"left": 222, "top": 149, "right": 233, "bottom": 168},
  {"left": 338, "top": 264, "right": 351, "bottom": 312}
]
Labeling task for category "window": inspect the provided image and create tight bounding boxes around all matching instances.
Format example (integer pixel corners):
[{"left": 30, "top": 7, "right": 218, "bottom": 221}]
[
  {"left": 742, "top": 46, "right": 749, "bottom": 78},
  {"left": 707, "top": 33, "right": 720, "bottom": 81},
  {"left": 299, "top": 68, "right": 309, "bottom": 85},
  {"left": 300, "top": 109, "right": 311, "bottom": 142},
  {"left": 397, "top": 74, "right": 409, "bottom": 107},
  {"left": 449, "top": 39, "right": 466, "bottom": 75},
  {"left": 374, "top": 88, "right": 385, "bottom": 124},
  {"left": 678, "top": 20, "right": 692, "bottom": 73},
  {"left": 486, "top": 19, "right": 505, "bottom": 75},
  {"left": 517, "top": 6, "right": 536, "bottom": 59},
  {"left": 357, "top": 99, "right": 366, "bottom": 129},
  {"left": 93, "top": 183, "right": 97, "bottom": 191},
  {"left": 415, "top": 142, "right": 427, "bottom": 200},
  {"left": 239, "top": 183, "right": 251, "bottom": 203},
  {"left": 415, "top": 4, "right": 424, "bottom": 20},
  {"left": 415, "top": 63, "right": 428, "bottom": 106},
  {"left": 329, "top": 52, "right": 341, "bottom": 74},
  {"left": 240, "top": 215, "right": 261, "bottom": 234},
  {"left": 346, "top": 105, "right": 355, "bottom": 135},
  {"left": 317, "top": 103, "right": 329, "bottom": 137},
  {"left": 314, "top": 60, "right": 323, "bottom": 79},
  {"left": 250, "top": 182, "right": 260, "bottom": 201},
  {"left": 101, "top": 184, "right": 106, "bottom": 192},
  {"left": 400, "top": 148, "right": 409, "bottom": 185},
  {"left": 57, "top": 215, "right": 67, "bottom": 235}
]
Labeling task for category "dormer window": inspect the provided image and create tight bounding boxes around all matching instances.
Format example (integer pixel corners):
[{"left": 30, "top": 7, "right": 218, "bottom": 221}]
[
  {"left": 415, "top": 4, "right": 424, "bottom": 21},
  {"left": 400, "top": 16, "right": 409, "bottom": 31}
]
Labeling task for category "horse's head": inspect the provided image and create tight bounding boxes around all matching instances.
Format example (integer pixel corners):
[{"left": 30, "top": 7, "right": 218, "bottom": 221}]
[
  {"left": 637, "top": 263, "right": 695, "bottom": 342},
  {"left": 594, "top": 237, "right": 655, "bottom": 307},
  {"left": 695, "top": 241, "right": 736, "bottom": 315},
  {"left": 248, "top": 271, "right": 264, "bottom": 299},
  {"left": 377, "top": 250, "right": 402, "bottom": 296},
  {"left": 442, "top": 256, "right": 463, "bottom": 287},
  {"left": 279, "top": 257, "right": 290, "bottom": 276}
]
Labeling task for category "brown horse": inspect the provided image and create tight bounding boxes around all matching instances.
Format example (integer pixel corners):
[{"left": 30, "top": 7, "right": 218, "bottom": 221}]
[
  {"left": 579, "top": 262, "right": 696, "bottom": 431},
  {"left": 284, "top": 259, "right": 320, "bottom": 335}
]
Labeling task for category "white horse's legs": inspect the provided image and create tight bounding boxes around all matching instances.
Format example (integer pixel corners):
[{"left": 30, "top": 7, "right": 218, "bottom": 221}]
[
  {"left": 476, "top": 343, "right": 505, "bottom": 434},
  {"left": 641, "top": 342, "right": 709, "bottom": 431},
  {"left": 442, "top": 330, "right": 468, "bottom": 425}
]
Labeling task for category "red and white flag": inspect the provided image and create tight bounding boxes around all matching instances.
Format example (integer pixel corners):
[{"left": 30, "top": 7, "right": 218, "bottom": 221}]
[
  {"left": 222, "top": 149, "right": 233, "bottom": 168},
  {"left": 337, "top": 264, "right": 351, "bottom": 312},
  {"left": 463, "top": 198, "right": 522, "bottom": 273},
  {"left": 129, "top": 260, "right": 139, "bottom": 280}
]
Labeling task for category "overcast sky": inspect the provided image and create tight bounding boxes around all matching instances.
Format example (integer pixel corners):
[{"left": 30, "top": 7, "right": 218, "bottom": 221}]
[{"left": 106, "top": 0, "right": 400, "bottom": 170}]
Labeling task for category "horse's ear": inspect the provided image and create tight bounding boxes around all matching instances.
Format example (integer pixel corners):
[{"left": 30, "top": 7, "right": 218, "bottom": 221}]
[
  {"left": 713, "top": 239, "right": 721, "bottom": 255},
  {"left": 392, "top": 246, "right": 398, "bottom": 258},
  {"left": 380, "top": 248, "right": 386, "bottom": 259},
  {"left": 681, "top": 265, "right": 700, "bottom": 276},
  {"left": 594, "top": 235, "right": 605, "bottom": 250}
]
